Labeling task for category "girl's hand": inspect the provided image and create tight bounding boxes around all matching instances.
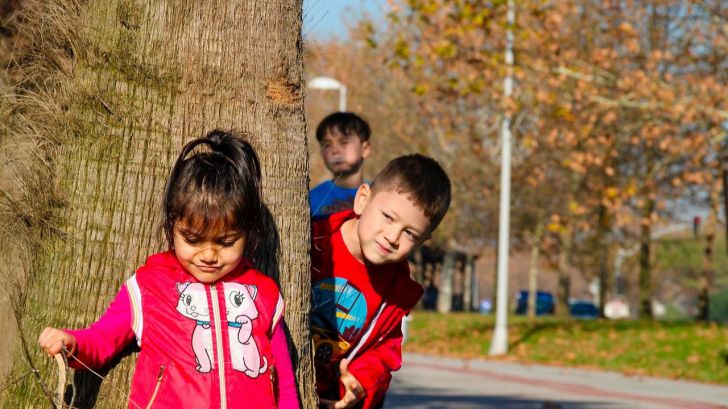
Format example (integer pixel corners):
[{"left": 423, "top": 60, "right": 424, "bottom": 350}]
[{"left": 38, "top": 327, "right": 77, "bottom": 358}]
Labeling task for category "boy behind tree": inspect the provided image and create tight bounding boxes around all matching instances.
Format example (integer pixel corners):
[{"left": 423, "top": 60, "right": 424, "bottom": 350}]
[
  {"left": 311, "top": 154, "right": 451, "bottom": 409},
  {"left": 310, "top": 112, "right": 371, "bottom": 220}
]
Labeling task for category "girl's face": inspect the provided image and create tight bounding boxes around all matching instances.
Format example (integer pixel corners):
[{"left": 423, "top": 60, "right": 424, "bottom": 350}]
[{"left": 173, "top": 221, "right": 246, "bottom": 283}]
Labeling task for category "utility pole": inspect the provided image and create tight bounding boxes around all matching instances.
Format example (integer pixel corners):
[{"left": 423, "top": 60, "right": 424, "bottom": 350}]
[{"left": 489, "top": 0, "right": 515, "bottom": 356}]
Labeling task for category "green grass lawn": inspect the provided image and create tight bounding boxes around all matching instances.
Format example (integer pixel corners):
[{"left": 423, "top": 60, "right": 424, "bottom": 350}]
[{"left": 403, "top": 312, "right": 728, "bottom": 384}]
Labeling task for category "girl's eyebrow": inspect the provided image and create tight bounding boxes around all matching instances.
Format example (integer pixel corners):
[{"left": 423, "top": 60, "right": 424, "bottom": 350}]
[{"left": 178, "top": 228, "right": 201, "bottom": 237}]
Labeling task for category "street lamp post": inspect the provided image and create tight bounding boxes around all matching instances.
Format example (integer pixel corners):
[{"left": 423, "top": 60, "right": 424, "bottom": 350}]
[
  {"left": 308, "top": 76, "right": 347, "bottom": 112},
  {"left": 489, "top": 0, "right": 515, "bottom": 357}
]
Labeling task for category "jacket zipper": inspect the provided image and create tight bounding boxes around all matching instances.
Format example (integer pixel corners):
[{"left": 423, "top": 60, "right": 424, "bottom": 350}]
[
  {"left": 347, "top": 301, "right": 387, "bottom": 361},
  {"left": 210, "top": 283, "right": 227, "bottom": 409},
  {"left": 144, "top": 364, "right": 165, "bottom": 409}
]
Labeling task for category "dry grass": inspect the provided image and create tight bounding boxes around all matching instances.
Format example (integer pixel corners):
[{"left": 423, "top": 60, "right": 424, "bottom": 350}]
[{"left": 0, "top": 0, "right": 83, "bottom": 386}]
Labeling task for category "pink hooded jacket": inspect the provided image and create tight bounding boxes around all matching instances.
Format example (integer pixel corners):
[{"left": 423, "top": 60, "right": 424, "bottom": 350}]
[{"left": 69, "top": 251, "right": 299, "bottom": 409}]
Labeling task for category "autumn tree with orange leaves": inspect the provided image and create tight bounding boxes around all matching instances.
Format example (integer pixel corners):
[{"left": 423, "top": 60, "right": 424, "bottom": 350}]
[{"left": 376, "top": 0, "right": 727, "bottom": 319}]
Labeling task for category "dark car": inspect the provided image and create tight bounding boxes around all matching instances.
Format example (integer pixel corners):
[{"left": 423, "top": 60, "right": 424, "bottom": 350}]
[
  {"left": 515, "top": 290, "right": 555, "bottom": 315},
  {"left": 569, "top": 300, "right": 599, "bottom": 319}
]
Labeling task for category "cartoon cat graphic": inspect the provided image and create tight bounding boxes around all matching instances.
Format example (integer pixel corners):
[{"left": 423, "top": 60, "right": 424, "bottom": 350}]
[
  {"left": 176, "top": 282, "right": 214, "bottom": 373},
  {"left": 224, "top": 283, "right": 268, "bottom": 378}
]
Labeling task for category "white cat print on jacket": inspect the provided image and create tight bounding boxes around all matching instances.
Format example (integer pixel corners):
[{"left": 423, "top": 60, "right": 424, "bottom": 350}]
[{"left": 176, "top": 282, "right": 268, "bottom": 377}]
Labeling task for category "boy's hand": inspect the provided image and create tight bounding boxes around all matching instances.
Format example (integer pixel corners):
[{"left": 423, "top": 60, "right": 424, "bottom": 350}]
[
  {"left": 38, "top": 327, "right": 77, "bottom": 358},
  {"left": 320, "top": 359, "right": 365, "bottom": 409}
]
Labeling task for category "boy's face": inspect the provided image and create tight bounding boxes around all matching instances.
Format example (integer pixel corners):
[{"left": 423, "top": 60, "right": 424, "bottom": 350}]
[
  {"left": 352, "top": 185, "right": 431, "bottom": 265},
  {"left": 319, "top": 128, "right": 370, "bottom": 177}
]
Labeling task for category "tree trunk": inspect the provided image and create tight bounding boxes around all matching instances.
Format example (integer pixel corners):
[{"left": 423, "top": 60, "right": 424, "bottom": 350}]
[
  {"left": 437, "top": 250, "right": 456, "bottom": 314},
  {"left": 638, "top": 198, "right": 656, "bottom": 319},
  {"left": 597, "top": 205, "right": 611, "bottom": 318},
  {"left": 462, "top": 254, "right": 474, "bottom": 311},
  {"left": 1, "top": 1, "right": 315, "bottom": 408},
  {"left": 413, "top": 247, "right": 425, "bottom": 309},
  {"left": 556, "top": 223, "right": 572, "bottom": 317},
  {"left": 697, "top": 187, "right": 720, "bottom": 321},
  {"left": 526, "top": 220, "right": 544, "bottom": 323}
]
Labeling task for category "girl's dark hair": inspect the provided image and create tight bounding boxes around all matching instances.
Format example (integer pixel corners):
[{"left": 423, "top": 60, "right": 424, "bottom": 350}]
[{"left": 162, "top": 129, "right": 263, "bottom": 257}]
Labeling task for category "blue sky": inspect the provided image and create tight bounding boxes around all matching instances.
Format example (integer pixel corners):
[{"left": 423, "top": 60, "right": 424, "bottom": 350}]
[{"left": 303, "top": 0, "right": 389, "bottom": 41}]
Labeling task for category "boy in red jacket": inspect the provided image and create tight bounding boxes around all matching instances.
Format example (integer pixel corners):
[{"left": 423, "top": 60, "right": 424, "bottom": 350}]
[{"left": 311, "top": 154, "right": 451, "bottom": 409}]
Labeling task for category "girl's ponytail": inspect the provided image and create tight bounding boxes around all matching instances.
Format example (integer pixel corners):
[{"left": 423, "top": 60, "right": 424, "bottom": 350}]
[{"left": 162, "top": 130, "right": 264, "bottom": 257}]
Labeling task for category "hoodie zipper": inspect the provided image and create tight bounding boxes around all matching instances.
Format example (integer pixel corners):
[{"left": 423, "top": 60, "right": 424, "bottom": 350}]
[
  {"left": 144, "top": 364, "right": 165, "bottom": 409},
  {"left": 210, "top": 283, "right": 227, "bottom": 409},
  {"left": 347, "top": 301, "right": 387, "bottom": 361}
]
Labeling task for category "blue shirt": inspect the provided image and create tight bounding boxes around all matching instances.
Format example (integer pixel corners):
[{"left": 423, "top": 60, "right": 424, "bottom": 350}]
[{"left": 309, "top": 180, "right": 359, "bottom": 220}]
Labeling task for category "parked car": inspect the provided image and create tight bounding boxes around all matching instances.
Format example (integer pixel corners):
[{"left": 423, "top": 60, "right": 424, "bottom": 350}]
[
  {"left": 569, "top": 300, "right": 599, "bottom": 319},
  {"left": 515, "top": 290, "right": 555, "bottom": 315}
]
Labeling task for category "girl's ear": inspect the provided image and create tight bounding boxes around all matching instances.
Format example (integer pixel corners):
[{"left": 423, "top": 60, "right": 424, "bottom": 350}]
[{"left": 353, "top": 184, "right": 371, "bottom": 216}]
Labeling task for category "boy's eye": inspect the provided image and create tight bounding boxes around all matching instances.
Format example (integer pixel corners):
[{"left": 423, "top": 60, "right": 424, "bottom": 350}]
[
  {"left": 382, "top": 212, "right": 393, "bottom": 222},
  {"left": 217, "top": 239, "right": 238, "bottom": 247},
  {"left": 405, "top": 230, "right": 418, "bottom": 241}
]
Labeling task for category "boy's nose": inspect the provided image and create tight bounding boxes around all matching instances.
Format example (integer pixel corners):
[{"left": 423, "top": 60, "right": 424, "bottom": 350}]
[
  {"left": 328, "top": 142, "right": 342, "bottom": 154},
  {"left": 384, "top": 229, "right": 399, "bottom": 247}
]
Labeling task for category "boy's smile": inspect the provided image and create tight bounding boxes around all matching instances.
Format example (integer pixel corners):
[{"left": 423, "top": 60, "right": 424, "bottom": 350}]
[{"left": 342, "top": 185, "right": 431, "bottom": 265}]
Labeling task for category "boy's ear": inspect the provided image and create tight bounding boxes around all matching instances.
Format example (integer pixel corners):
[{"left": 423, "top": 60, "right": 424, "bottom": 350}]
[
  {"left": 352, "top": 184, "right": 371, "bottom": 216},
  {"left": 361, "top": 140, "right": 371, "bottom": 159}
]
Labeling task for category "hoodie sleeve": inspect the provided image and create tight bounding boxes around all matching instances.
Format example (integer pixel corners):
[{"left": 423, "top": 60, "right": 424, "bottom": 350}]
[
  {"left": 65, "top": 284, "right": 135, "bottom": 370},
  {"left": 343, "top": 322, "right": 404, "bottom": 409},
  {"left": 271, "top": 320, "right": 300, "bottom": 409}
]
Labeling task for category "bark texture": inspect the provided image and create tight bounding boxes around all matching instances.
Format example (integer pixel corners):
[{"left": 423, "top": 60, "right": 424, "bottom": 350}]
[{"left": 1, "top": 0, "right": 315, "bottom": 407}]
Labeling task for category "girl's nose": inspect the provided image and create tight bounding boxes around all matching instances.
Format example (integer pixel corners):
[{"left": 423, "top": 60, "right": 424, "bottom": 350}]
[{"left": 199, "top": 247, "right": 218, "bottom": 264}]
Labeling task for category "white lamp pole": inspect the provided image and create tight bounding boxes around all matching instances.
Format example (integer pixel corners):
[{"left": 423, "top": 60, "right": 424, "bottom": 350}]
[
  {"left": 309, "top": 76, "right": 347, "bottom": 112},
  {"left": 489, "top": 0, "right": 515, "bottom": 357}
]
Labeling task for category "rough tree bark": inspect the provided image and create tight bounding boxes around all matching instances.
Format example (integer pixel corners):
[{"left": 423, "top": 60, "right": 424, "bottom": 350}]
[{"left": 0, "top": 1, "right": 315, "bottom": 407}]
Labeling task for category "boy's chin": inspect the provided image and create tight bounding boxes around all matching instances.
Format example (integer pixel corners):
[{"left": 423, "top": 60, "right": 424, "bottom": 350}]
[{"left": 362, "top": 250, "right": 403, "bottom": 266}]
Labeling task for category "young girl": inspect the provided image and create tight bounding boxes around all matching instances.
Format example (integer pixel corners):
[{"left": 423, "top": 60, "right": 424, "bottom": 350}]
[{"left": 38, "top": 130, "right": 300, "bottom": 409}]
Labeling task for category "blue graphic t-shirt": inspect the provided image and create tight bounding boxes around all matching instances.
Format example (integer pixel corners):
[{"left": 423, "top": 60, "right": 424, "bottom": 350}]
[
  {"left": 309, "top": 180, "right": 358, "bottom": 220},
  {"left": 312, "top": 277, "right": 368, "bottom": 341}
]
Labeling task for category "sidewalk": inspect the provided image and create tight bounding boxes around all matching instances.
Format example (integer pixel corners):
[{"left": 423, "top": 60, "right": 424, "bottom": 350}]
[{"left": 385, "top": 353, "right": 728, "bottom": 409}]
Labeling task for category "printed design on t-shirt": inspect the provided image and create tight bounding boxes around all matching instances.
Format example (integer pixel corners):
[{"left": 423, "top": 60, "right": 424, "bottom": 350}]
[
  {"left": 311, "top": 277, "right": 367, "bottom": 365},
  {"left": 175, "top": 282, "right": 268, "bottom": 377}
]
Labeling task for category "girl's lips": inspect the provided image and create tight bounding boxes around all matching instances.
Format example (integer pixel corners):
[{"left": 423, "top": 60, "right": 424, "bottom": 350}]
[{"left": 195, "top": 264, "right": 221, "bottom": 273}]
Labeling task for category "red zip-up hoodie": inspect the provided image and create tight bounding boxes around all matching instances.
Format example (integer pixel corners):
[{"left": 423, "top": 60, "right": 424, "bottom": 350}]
[{"left": 312, "top": 211, "right": 424, "bottom": 409}]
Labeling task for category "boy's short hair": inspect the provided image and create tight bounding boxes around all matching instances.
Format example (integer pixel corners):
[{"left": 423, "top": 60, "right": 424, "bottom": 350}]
[
  {"left": 315, "top": 112, "right": 371, "bottom": 143},
  {"left": 370, "top": 154, "right": 451, "bottom": 232}
]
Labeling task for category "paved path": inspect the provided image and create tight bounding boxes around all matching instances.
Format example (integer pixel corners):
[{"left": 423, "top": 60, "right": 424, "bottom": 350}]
[{"left": 384, "top": 353, "right": 728, "bottom": 409}]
